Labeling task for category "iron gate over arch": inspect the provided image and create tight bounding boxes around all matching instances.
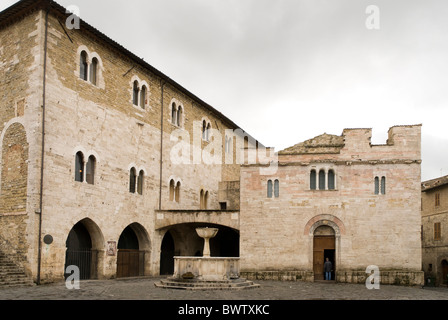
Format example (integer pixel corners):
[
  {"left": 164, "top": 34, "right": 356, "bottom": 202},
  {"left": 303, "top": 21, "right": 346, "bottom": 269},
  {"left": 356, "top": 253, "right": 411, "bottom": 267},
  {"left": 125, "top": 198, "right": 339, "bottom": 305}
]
[{"left": 64, "top": 221, "right": 98, "bottom": 280}]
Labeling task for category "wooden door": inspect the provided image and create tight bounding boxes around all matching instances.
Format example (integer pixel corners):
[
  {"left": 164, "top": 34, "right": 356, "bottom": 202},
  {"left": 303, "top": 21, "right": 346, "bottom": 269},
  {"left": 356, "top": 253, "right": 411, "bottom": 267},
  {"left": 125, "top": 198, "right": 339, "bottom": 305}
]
[
  {"left": 442, "top": 260, "right": 448, "bottom": 285},
  {"left": 117, "top": 249, "right": 140, "bottom": 278},
  {"left": 313, "top": 236, "right": 335, "bottom": 281}
]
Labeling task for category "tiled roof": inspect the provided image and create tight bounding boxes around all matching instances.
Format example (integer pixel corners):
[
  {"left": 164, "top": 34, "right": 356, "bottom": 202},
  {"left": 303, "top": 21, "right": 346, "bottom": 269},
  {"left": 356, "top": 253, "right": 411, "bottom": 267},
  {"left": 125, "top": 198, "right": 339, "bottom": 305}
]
[
  {"left": 421, "top": 175, "right": 448, "bottom": 191},
  {"left": 279, "top": 133, "right": 344, "bottom": 155}
]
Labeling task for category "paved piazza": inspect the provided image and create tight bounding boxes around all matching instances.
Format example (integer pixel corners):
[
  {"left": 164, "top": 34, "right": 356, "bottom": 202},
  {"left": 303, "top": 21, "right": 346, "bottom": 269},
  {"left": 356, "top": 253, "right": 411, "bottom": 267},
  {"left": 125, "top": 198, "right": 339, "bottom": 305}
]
[{"left": 0, "top": 277, "right": 447, "bottom": 300}]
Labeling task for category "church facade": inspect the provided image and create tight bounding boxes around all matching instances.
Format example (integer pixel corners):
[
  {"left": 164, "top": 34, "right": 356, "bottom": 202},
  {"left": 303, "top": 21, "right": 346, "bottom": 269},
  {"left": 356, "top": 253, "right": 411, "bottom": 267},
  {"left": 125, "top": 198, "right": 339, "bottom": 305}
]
[
  {"left": 240, "top": 126, "right": 424, "bottom": 285},
  {"left": 0, "top": 0, "right": 423, "bottom": 286}
]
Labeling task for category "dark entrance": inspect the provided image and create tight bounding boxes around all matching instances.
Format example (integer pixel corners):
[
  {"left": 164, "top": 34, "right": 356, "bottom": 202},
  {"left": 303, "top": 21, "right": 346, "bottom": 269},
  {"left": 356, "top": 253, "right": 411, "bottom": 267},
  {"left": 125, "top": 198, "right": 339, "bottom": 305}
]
[
  {"left": 65, "top": 221, "right": 93, "bottom": 280},
  {"left": 313, "top": 225, "right": 336, "bottom": 281},
  {"left": 160, "top": 231, "right": 174, "bottom": 275},
  {"left": 324, "top": 249, "right": 335, "bottom": 281},
  {"left": 117, "top": 226, "right": 144, "bottom": 278},
  {"left": 442, "top": 260, "right": 448, "bottom": 285}
]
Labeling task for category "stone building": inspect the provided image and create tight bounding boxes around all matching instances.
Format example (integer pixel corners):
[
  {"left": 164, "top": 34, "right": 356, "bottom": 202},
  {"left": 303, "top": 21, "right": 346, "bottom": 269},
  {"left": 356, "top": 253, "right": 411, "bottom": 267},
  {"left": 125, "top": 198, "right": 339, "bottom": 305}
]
[
  {"left": 0, "top": 0, "right": 263, "bottom": 284},
  {"left": 421, "top": 175, "right": 448, "bottom": 286},
  {"left": 240, "top": 126, "right": 424, "bottom": 285},
  {"left": 0, "top": 0, "right": 424, "bottom": 286}
]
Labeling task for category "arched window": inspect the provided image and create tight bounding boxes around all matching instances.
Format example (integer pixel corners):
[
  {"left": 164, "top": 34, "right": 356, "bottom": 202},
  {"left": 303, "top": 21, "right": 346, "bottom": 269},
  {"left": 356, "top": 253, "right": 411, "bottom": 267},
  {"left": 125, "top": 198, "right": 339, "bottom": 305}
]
[
  {"left": 374, "top": 176, "right": 379, "bottom": 194},
  {"left": 310, "top": 170, "right": 316, "bottom": 190},
  {"left": 318, "top": 169, "right": 325, "bottom": 190},
  {"left": 175, "top": 181, "right": 181, "bottom": 203},
  {"left": 381, "top": 176, "right": 386, "bottom": 195},
  {"left": 132, "top": 81, "right": 139, "bottom": 106},
  {"left": 80, "top": 51, "right": 88, "bottom": 81},
  {"left": 267, "top": 180, "right": 273, "bottom": 198},
  {"left": 274, "top": 179, "right": 279, "bottom": 198},
  {"left": 129, "top": 167, "right": 136, "bottom": 193},
  {"left": 75, "top": 152, "right": 84, "bottom": 182},
  {"left": 176, "top": 106, "right": 182, "bottom": 127},
  {"left": 137, "top": 170, "right": 144, "bottom": 195},
  {"left": 86, "top": 155, "right": 96, "bottom": 185},
  {"left": 169, "top": 179, "right": 175, "bottom": 201},
  {"left": 90, "top": 57, "right": 98, "bottom": 85},
  {"left": 140, "top": 85, "right": 147, "bottom": 109},
  {"left": 204, "top": 191, "right": 209, "bottom": 209},
  {"left": 328, "top": 170, "right": 335, "bottom": 190},
  {"left": 206, "top": 123, "right": 211, "bottom": 141},
  {"left": 200, "top": 189, "right": 205, "bottom": 209},
  {"left": 171, "top": 103, "right": 177, "bottom": 125}
]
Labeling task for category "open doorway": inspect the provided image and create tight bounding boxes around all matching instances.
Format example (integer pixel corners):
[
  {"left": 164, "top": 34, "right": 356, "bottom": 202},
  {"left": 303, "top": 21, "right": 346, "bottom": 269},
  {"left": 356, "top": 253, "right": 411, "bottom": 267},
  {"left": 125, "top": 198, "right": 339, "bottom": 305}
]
[{"left": 313, "top": 225, "right": 336, "bottom": 281}]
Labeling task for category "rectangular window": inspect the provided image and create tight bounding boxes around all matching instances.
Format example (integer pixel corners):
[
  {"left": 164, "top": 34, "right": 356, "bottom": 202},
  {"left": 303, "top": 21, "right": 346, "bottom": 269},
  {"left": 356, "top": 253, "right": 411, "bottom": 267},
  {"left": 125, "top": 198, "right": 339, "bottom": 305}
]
[
  {"left": 434, "top": 222, "right": 441, "bottom": 241},
  {"left": 435, "top": 193, "right": 440, "bottom": 207}
]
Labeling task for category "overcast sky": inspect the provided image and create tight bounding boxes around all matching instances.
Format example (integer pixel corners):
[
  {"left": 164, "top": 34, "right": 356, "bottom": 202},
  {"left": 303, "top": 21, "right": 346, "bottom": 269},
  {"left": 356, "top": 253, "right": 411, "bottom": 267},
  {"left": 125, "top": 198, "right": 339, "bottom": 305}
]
[{"left": 1, "top": 0, "right": 447, "bottom": 181}]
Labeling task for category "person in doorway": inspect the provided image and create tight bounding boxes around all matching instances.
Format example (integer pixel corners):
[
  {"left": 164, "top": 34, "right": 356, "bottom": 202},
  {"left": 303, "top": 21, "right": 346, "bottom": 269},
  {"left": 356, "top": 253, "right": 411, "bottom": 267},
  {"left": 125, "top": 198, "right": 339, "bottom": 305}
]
[{"left": 324, "top": 258, "right": 332, "bottom": 280}]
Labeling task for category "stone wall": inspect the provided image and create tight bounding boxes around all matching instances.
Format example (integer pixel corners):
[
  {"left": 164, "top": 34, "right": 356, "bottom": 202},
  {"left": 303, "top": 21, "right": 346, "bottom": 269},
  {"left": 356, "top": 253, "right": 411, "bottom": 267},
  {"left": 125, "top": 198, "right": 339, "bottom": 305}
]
[
  {"left": 421, "top": 182, "right": 448, "bottom": 286},
  {"left": 31, "top": 9, "right": 249, "bottom": 282},
  {"left": 0, "top": 10, "right": 45, "bottom": 280},
  {"left": 240, "top": 125, "right": 424, "bottom": 285}
]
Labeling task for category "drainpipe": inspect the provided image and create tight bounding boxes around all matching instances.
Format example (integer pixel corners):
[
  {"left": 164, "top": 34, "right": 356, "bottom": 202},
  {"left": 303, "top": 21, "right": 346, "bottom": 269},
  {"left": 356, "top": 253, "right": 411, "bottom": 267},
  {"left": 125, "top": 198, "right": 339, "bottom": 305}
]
[
  {"left": 36, "top": 7, "right": 49, "bottom": 285},
  {"left": 159, "top": 80, "right": 166, "bottom": 210}
]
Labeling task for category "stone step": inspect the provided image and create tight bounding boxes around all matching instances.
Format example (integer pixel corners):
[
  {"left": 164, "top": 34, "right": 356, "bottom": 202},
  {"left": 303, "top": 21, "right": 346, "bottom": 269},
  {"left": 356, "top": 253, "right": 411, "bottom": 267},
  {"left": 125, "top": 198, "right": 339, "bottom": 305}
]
[
  {"left": 0, "top": 251, "right": 34, "bottom": 288},
  {"left": 154, "top": 278, "right": 261, "bottom": 291}
]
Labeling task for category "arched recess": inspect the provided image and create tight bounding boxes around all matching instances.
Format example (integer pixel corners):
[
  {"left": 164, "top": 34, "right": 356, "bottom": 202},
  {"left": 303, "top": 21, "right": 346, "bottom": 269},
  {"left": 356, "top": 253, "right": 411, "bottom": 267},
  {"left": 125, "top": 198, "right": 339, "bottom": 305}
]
[
  {"left": 0, "top": 122, "right": 29, "bottom": 214},
  {"left": 116, "top": 223, "right": 150, "bottom": 278},
  {"left": 159, "top": 223, "right": 239, "bottom": 276},
  {"left": 304, "top": 215, "right": 345, "bottom": 281},
  {"left": 64, "top": 218, "right": 105, "bottom": 280},
  {"left": 160, "top": 230, "right": 175, "bottom": 275}
]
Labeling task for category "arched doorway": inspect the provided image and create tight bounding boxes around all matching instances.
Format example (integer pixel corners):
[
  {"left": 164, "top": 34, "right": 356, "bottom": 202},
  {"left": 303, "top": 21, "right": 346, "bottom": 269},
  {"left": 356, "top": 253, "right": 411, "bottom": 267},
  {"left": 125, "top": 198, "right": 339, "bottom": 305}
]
[
  {"left": 160, "top": 230, "right": 175, "bottom": 275},
  {"left": 313, "top": 225, "right": 335, "bottom": 281},
  {"left": 116, "top": 225, "right": 145, "bottom": 278},
  {"left": 65, "top": 221, "right": 93, "bottom": 280},
  {"left": 442, "top": 260, "right": 448, "bottom": 286}
]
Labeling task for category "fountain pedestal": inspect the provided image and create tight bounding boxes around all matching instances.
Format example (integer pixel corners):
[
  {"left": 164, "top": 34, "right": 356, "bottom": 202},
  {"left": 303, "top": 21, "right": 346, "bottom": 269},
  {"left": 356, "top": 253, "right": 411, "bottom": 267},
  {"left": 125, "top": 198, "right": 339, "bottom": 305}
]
[{"left": 196, "top": 227, "right": 218, "bottom": 258}]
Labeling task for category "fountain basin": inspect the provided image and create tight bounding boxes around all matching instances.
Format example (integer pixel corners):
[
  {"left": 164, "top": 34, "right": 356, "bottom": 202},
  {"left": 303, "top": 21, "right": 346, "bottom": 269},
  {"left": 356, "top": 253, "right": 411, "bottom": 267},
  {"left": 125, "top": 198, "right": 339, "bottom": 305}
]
[{"left": 173, "top": 256, "right": 240, "bottom": 281}]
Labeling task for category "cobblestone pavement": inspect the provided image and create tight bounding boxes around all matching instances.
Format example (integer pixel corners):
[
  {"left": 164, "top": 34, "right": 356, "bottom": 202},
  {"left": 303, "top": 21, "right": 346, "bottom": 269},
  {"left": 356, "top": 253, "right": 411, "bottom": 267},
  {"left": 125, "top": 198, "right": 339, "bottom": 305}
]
[{"left": 0, "top": 277, "right": 447, "bottom": 300}]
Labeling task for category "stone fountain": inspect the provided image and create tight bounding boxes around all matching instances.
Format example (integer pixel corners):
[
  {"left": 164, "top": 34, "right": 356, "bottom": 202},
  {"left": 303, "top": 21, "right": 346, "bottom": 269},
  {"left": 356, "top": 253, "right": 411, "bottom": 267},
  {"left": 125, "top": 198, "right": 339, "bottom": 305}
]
[
  {"left": 155, "top": 227, "right": 259, "bottom": 290},
  {"left": 195, "top": 227, "right": 218, "bottom": 258}
]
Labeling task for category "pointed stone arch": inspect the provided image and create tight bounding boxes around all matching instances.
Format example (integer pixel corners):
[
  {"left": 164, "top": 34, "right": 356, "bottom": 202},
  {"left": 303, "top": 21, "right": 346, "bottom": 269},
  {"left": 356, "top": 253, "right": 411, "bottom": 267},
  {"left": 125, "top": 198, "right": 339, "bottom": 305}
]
[
  {"left": 116, "top": 222, "right": 150, "bottom": 278},
  {"left": 64, "top": 218, "right": 105, "bottom": 280}
]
